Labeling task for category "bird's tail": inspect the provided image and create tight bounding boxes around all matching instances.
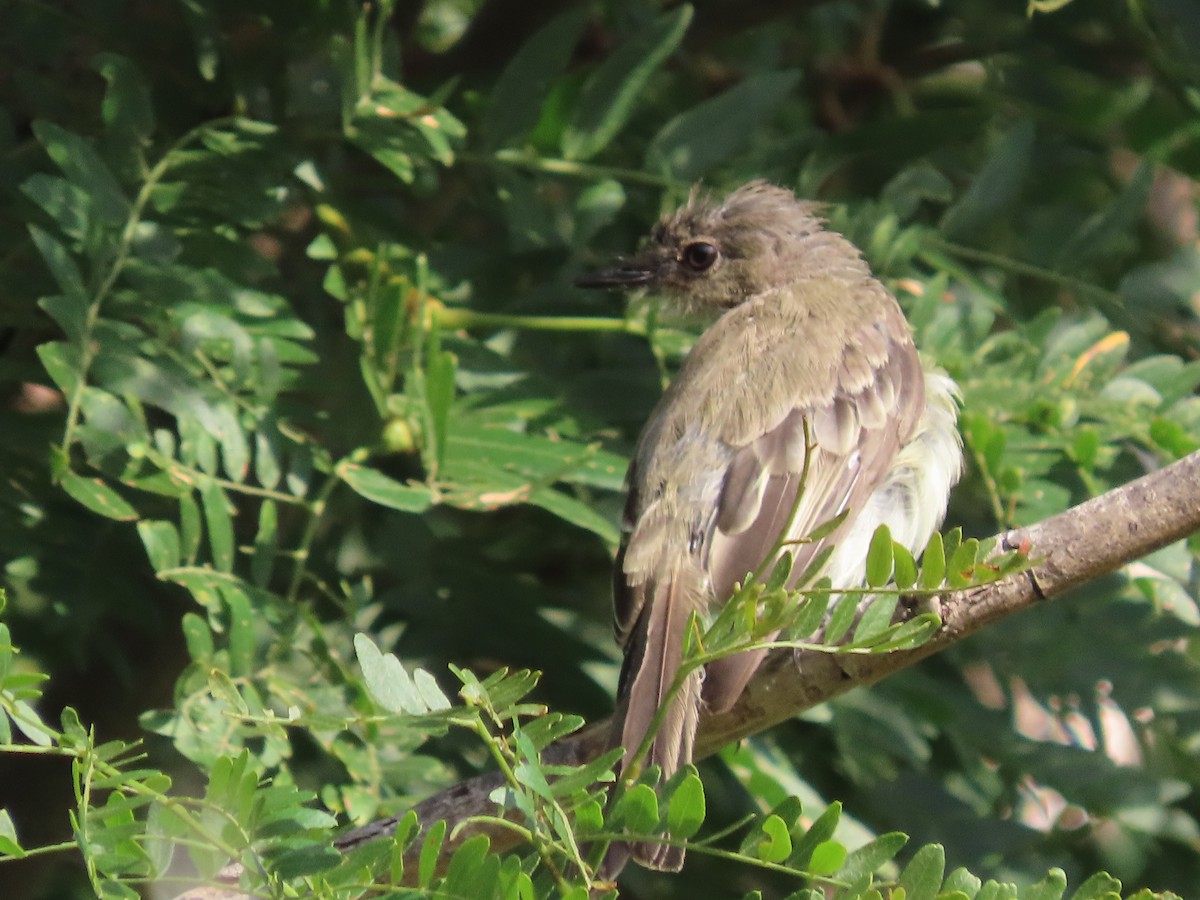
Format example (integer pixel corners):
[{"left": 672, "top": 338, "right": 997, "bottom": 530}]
[{"left": 605, "top": 562, "right": 705, "bottom": 873}]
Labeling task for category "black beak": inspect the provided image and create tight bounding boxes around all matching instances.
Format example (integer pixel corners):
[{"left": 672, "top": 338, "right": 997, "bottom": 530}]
[{"left": 575, "top": 263, "right": 654, "bottom": 289}]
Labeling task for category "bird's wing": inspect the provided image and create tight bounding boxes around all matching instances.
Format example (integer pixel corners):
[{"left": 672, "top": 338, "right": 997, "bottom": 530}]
[{"left": 698, "top": 296, "right": 926, "bottom": 713}]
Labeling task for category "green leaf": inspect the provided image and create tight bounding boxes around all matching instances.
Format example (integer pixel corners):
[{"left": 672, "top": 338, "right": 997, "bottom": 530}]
[
  {"left": 182, "top": 613, "right": 213, "bottom": 662},
  {"left": 823, "top": 591, "right": 858, "bottom": 643},
  {"left": 940, "top": 120, "right": 1034, "bottom": 241},
  {"left": 250, "top": 500, "right": 277, "bottom": 587},
  {"left": 765, "top": 796, "right": 805, "bottom": 834},
  {"left": 338, "top": 462, "right": 435, "bottom": 513},
  {"left": 943, "top": 867, "right": 982, "bottom": 896},
  {"left": 757, "top": 814, "right": 793, "bottom": 863},
  {"left": 838, "top": 832, "right": 907, "bottom": 882},
  {"left": 22, "top": 175, "right": 91, "bottom": 241},
  {"left": 1068, "top": 872, "right": 1122, "bottom": 900},
  {"left": 199, "top": 478, "right": 234, "bottom": 571},
  {"left": 10, "top": 699, "right": 55, "bottom": 747},
  {"left": 32, "top": 120, "right": 130, "bottom": 225},
  {"left": 561, "top": 6, "right": 693, "bottom": 160},
  {"left": 920, "top": 531, "right": 946, "bottom": 590},
  {"left": 29, "top": 226, "right": 88, "bottom": 342},
  {"left": 0, "top": 809, "right": 26, "bottom": 858},
  {"left": 793, "top": 545, "right": 836, "bottom": 591},
  {"left": 443, "top": 421, "right": 626, "bottom": 491},
  {"left": 1054, "top": 161, "right": 1152, "bottom": 270},
  {"left": 520, "top": 711, "right": 584, "bottom": 750},
  {"left": 354, "top": 633, "right": 429, "bottom": 715},
  {"left": 765, "top": 551, "right": 794, "bottom": 592},
  {"left": 615, "top": 783, "right": 660, "bottom": 835},
  {"left": 413, "top": 669, "right": 451, "bottom": 712},
  {"left": 666, "top": 772, "right": 705, "bottom": 839},
  {"left": 443, "top": 834, "right": 498, "bottom": 898},
  {"left": 212, "top": 404, "right": 249, "bottom": 483},
  {"left": 95, "top": 53, "right": 155, "bottom": 145},
  {"left": 1023, "top": 869, "right": 1068, "bottom": 900},
  {"left": 862, "top": 612, "right": 941, "bottom": 652},
  {"left": 1070, "top": 427, "right": 1100, "bottom": 470},
  {"left": 882, "top": 162, "right": 954, "bottom": 218},
  {"left": 898, "top": 843, "right": 945, "bottom": 900},
  {"left": 947, "top": 537, "right": 981, "bottom": 588},
  {"left": 138, "top": 520, "right": 181, "bottom": 572},
  {"left": 805, "top": 510, "right": 850, "bottom": 543},
  {"left": 546, "top": 748, "right": 622, "bottom": 800},
  {"left": 807, "top": 839, "right": 846, "bottom": 875},
  {"left": 36, "top": 341, "right": 83, "bottom": 396},
  {"left": 59, "top": 708, "right": 88, "bottom": 747},
  {"left": 573, "top": 798, "right": 605, "bottom": 838},
  {"left": 387, "top": 810, "right": 421, "bottom": 882},
  {"left": 455, "top": 666, "right": 540, "bottom": 712},
  {"left": 646, "top": 70, "right": 801, "bottom": 180},
  {"left": 254, "top": 425, "right": 283, "bottom": 491},
  {"left": 893, "top": 543, "right": 918, "bottom": 590},
  {"left": 224, "top": 586, "right": 255, "bottom": 677},
  {"left": 528, "top": 486, "right": 621, "bottom": 545},
  {"left": 575, "top": 178, "right": 627, "bottom": 244},
  {"left": 267, "top": 843, "right": 341, "bottom": 878},
  {"left": 851, "top": 594, "right": 899, "bottom": 645},
  {"left": 865, "top": 525, "right": 894, "bottom": 587},
  {"left": 59, "top": 470, "right": 138, "bottom": 521},
  {"left": 179, "top": 493, "right": 202, "bottom": 564},
  {"left": 425, "top": 347, "right": 457, "bottom": 474},
  {"left": 348, "top": 80, "right": 465, "bottom": 181},
  {"left": 483, "top": 9, "right": 589, "bottom": 148},
  {"left": 513, "top": 759, "right": 554, "bottom": 801},
  {"left": 789, "top": 800, "right": 841, "bottom": 866},
  {"left": 417, "top": 818, "right": 446, "bottom": 888}
]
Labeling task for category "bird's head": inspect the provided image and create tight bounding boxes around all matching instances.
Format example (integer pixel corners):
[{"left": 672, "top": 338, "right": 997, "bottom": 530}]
[{"left": 577, "top": 181, "right": 858, "bottom": 316}]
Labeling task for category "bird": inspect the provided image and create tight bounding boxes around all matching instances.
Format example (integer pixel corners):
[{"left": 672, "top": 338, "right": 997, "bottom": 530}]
[{"left": 576, "top": 181, "right": 964, "bottom": 873}]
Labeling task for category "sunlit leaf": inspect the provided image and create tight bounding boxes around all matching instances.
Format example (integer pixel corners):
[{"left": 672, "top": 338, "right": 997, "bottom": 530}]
[
  {"left": 807, "top": 839, "right": 846, "bottom": 875},
  {"left": 898, "top": 843, "right": 945, "bottom": 900},
  {"left": 666, "top": 772, "right": 705, "bottom": 839},
  {"left": 866, "top": 525, "right": 894, "bottom": 588},
  {"left": 757, "top": 813, "right": 793, "bottom": 863}
]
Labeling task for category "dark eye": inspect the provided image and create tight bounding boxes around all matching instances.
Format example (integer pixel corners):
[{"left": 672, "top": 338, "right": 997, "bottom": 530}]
[{"left": 681, "top": 241, "right": 719, "bottom": 272}]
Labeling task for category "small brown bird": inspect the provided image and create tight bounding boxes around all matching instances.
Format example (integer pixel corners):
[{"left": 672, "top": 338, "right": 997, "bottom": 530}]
[{"left": 578, "top": 182, "right": 963, "bottom": 873}]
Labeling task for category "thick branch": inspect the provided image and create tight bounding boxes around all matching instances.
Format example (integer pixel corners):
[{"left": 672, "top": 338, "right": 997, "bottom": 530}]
[{"left": 178, "top": 449, "right": 1200, "bottom": 897}]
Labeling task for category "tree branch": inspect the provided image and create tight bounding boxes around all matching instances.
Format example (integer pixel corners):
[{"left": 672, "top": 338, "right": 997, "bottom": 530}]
[{"left": 176, "top": 448, "right": 1200, "bottom": 897}]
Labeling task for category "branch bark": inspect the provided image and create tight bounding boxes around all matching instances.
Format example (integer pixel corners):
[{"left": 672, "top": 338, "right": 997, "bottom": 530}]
[{"left": 177, "top": 448, "right": 1200, "bottom": 897}]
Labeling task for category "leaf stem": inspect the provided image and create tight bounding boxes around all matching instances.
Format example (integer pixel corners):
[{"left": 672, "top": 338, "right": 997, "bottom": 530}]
[
  {"left": 286, "top": 471, "right": 343, "bottom": 603},
  {"left": 963, "top": 430, "right": 1009, "bottom": 528},
  {"left": 462, "top": 149, "right": 679, "bottom": 189},
  {"left": 434, "top": 306, "right": 643, "bottom": 335},
  {"left": 922, "top": 235, "right": 1124, "bottom": 308},
  {"left": 58, "top": 117, "right": 241, "bottom": 456}
]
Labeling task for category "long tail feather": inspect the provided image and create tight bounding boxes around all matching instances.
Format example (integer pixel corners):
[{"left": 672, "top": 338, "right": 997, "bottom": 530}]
[{"left": 606, "top": 561, "right": 705, "bottom": 873}]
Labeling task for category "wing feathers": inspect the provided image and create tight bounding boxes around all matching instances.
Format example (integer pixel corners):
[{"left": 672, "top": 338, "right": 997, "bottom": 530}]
[
  {"left": 717, "top": 446, "right": 770, "bottom": 534},
  {"left": 812, "top": 396, "right": 859, "bottom": 456},
  {"left": 701, "top": 318, "right": 923, "bottom": 713}
]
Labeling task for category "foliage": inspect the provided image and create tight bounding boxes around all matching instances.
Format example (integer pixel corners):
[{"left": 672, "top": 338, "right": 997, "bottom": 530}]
[{"left": 1, "top": 0, "right": 1200, "bottom": 897}]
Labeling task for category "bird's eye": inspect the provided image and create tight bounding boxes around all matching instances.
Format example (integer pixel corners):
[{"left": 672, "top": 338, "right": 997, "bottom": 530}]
[{"left": 681, "top": 241, "right": 719, "bottom": 272}]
